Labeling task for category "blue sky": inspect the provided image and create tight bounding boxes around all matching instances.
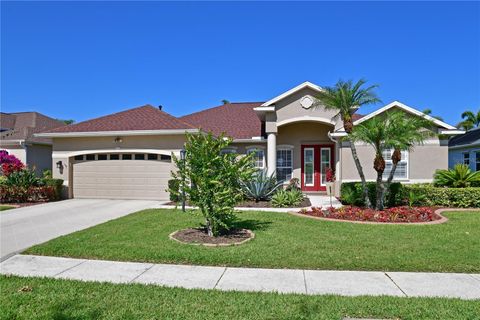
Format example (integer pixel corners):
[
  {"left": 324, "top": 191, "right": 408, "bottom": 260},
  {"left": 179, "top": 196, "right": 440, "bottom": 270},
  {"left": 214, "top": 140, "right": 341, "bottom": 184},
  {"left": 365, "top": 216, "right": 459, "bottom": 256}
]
[{"left": 2, "top": 1, "right": 479, "bottom": 125}]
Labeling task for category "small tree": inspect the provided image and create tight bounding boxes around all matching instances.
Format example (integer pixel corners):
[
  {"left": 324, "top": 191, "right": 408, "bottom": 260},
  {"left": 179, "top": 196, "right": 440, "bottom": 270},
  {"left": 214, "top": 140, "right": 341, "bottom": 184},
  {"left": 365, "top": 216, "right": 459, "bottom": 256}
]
[
  {"left": 172, "top": 132, "right": 255, "bottom": 237},
  {"left": 0, "top": 150, "right": 24, "bottom": 176}
]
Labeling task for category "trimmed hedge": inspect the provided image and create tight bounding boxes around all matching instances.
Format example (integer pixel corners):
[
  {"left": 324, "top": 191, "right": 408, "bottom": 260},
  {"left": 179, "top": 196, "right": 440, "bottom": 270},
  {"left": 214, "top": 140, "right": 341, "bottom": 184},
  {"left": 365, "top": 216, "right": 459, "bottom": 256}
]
[
  {"left": 0, "top": 186, "right": 57, "bottom": 203},
  {"left": 403, "top": 184, "right": 480, "bottom": 208},
  {"left": 340, "top": 182, "right": 480, "bottom": 208},
  {"left": 42, "top": 178, "right": 64, "bottom": 200},
  {"left": 340, "top": 182, "right": 403, "bottom": 207}
]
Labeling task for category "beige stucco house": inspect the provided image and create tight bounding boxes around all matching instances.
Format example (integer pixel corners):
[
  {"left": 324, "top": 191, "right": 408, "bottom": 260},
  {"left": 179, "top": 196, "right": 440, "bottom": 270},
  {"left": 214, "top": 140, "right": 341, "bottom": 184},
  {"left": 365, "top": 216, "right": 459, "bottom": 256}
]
[{"left": 36, "top": 82, "right": 463, "bottom": 200}]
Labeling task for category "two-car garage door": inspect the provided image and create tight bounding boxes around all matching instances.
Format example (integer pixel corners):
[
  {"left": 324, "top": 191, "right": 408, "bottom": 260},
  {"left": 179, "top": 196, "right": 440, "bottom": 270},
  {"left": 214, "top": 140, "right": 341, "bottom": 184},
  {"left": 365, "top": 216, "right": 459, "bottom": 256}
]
[{"left": 72, "top": 153, "right": 171, "bottom": 200}]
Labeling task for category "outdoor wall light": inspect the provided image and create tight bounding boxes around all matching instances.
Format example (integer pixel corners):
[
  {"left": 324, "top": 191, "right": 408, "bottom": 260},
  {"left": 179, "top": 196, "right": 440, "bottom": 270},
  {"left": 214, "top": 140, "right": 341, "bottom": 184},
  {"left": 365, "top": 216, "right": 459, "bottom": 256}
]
[
  {"left": 56, "top": 161, "right": 63, "bottom": 169},
  {"left": 114, "top": 137, "right": 123, "bottom": 143}
]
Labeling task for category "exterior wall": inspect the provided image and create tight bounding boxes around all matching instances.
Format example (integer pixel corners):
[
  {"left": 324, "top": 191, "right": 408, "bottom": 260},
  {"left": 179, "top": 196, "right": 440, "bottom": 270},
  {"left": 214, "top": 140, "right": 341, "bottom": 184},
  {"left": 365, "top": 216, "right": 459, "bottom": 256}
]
[
  {"left": 449, "top": 145, "right": 480, "bottom": 172},
  {"left": 26, "top": 144, "right": 53, "bottom": 176},
  {"left": 51, "top": 134, "right": 187, "bottom": 197},
  {"left": 3, "top": 146, "right": 27, "bottom": 164},
  {"left": 341, "top": 139, "right": 449, "bottom": 182}
]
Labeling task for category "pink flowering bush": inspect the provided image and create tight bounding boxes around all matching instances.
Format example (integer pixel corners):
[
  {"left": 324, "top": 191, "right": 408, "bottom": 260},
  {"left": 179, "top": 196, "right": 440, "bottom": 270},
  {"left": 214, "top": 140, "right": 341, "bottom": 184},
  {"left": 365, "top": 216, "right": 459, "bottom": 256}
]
[
  {"left": 300, "top": 206, "right": 440, "bottom": 223},
  {"left": 0, "top": 150, "right": 25, "bottom": 176}
]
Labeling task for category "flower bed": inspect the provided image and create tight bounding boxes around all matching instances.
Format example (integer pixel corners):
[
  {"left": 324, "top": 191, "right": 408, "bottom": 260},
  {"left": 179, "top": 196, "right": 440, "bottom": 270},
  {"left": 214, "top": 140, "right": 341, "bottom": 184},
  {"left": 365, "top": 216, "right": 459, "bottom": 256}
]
[{"left": 299, "top": 206, "right": 441, "bottom": 223}]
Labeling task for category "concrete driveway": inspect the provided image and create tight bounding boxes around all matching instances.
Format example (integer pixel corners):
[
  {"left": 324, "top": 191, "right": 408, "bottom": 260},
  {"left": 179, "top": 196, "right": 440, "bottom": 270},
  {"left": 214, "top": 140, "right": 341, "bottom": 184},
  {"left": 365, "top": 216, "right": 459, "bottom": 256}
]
[{"left": 0, "top": 199, "right": 159, "bottom": 261}]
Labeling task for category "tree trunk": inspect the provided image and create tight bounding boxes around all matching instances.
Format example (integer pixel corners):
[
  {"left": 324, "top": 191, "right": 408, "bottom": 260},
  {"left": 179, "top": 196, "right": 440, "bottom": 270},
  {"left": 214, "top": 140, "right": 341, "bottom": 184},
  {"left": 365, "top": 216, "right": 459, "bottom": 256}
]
[
  {"left": 384, "top": 150, "right": 401, "bottom": 205},
  {"left": 375, "top": 170, "right": 385, "bottom": 210},
  {"left": 348, "top": 140, "right": 372, "bottom": 208},
  {"left": 206, "top": 218, "right": 213, "bottom": 237}
]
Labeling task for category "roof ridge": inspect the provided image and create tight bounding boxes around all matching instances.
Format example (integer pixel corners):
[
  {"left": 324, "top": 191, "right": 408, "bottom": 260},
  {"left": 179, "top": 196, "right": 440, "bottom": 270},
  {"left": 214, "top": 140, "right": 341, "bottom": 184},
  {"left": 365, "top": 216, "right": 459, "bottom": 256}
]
[
  {"left": 154, "top": 107, "right": 196, "bottom": 129},
  {"left": 180, "top": 102, "right": 263, "bottom": 119}
]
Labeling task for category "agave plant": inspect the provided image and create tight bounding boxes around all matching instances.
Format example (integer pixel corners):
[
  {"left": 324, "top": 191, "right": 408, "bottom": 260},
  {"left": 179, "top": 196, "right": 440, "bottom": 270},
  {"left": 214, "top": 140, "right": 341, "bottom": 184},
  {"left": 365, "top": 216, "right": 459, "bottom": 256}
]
[
  {"left": 434, "top": 164, "right": 480, "bottom": 188},
  {"left": 240, "top": 169, "right": 283, "bottom": 202}
]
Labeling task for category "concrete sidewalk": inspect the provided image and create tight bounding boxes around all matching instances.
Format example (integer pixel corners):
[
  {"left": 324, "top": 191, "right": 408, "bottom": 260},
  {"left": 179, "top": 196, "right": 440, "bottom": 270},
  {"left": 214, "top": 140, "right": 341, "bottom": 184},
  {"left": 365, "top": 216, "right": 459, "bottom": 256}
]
[{"left": 1, "top": 255, "right": 479, "bottom": 300}]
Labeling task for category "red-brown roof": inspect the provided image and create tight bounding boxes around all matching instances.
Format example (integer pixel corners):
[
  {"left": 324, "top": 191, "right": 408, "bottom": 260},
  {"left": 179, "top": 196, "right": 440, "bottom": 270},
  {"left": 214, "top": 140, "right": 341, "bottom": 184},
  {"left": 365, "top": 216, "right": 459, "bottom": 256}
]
[
  {"left": 352, "top": 113, "right": 364, "bottom": 121},
  {"left": 45, "top": 105, "right": 195, "bottom": 133},
  {"left": 180, "top": 102, "right": 264, "bottom": 139},
  {"left": 0, "top": 112, "right": 65, "bottom": 144}
]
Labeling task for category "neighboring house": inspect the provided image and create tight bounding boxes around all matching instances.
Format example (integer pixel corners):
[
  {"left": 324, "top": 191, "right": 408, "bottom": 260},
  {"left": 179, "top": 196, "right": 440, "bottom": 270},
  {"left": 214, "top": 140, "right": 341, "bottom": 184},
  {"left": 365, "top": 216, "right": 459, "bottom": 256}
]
[
  {"left": 448, "top": 127, "right": 480, "bottom": 172},
  {"left": 0, "top": 112, "right": 66, "bottom": 175},
  {"left": 36, "top": 81, "right": 463, "bottom": 200}
]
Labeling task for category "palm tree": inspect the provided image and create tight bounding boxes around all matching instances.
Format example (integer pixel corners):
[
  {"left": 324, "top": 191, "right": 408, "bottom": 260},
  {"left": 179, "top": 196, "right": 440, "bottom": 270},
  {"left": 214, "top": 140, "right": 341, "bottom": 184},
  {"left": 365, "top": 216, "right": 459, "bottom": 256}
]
[
  {"left": 422, "top": 109, "right": 444, "bottom": 122},
  {"left": 385, "top": 112, "right": 433, "bottom": 192},
  {"left": 458, "top": 110, "right": 480, "bottom": 131},
  {"left": 314, "top": 79, "right": 381, "bottom": 208},
  {"left": 349, "top": 116, "right": 393, "bottom": 210}
]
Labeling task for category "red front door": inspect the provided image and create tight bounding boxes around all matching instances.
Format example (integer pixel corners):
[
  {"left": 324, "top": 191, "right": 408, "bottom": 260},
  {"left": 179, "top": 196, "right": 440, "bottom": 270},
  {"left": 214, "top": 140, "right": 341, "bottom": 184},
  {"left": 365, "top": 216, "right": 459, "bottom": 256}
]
[{"left": 301, "top": 144, "right": 334, "bottom": 191}]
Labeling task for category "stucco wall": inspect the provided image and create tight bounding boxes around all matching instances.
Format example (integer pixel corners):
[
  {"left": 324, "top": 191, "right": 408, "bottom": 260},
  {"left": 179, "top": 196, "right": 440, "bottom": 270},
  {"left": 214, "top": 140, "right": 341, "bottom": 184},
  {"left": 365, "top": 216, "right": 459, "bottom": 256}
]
[
  {"left": 3, "top": 147, "right": 27, "bottom": 164},
  {"left": 26, "top": 144, "right": 53, "bottom": 176},
  {"left": 340, "top": 139, "right": 449, "bottom": 182}
]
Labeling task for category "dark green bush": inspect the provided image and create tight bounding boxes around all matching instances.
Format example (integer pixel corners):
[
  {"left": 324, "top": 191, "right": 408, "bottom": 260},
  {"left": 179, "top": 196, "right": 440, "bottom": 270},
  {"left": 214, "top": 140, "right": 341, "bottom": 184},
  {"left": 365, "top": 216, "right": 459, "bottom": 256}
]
[
  {"left": 167, "top": 179, "right": 181, "bottom": 202},
  {"left": 42, "top": 178, "right": 64, "bottom": 200},
  {"left": 340, "top": 182, "right": 403, "bottom": 207},
  {"left": 403, "top": 184, "right": 480, "bottom": 208}
]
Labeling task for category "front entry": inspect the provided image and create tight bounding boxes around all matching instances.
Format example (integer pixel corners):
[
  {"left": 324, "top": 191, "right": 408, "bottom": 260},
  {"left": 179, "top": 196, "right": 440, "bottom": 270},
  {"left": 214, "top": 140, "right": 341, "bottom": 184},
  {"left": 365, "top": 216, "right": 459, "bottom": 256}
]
[{"left": 301, "top": 144, "right": 334, "bottom": 191}]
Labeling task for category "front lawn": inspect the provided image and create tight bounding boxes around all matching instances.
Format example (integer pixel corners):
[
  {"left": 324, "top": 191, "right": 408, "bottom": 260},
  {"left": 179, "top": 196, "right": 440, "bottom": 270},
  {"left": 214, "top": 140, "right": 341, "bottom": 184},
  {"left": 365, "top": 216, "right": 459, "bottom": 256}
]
[
  {"left": 1, "top": 276, "right": 478, "bottom": 320},
  {"left": 0, "top": 205, "right": 15, "bottom": 211},
  {"left": 26, "top": 209, "right": 480, "bottom": 273}
]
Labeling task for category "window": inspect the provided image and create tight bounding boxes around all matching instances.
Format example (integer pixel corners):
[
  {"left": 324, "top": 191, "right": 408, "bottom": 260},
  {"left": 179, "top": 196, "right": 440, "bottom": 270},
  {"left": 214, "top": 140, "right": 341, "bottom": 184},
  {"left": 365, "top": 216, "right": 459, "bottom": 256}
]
[
  {"left": 276, "top": 149, "right": 292, "bottom": 182},
  {"left": 247, "top": 148, "right": 265, "bottom": 169},
  {"left": 74, "top": 155, "right": 84, "bottom": 161},
  {"left": 476, "top": 152, "right": 480, "bottom": 172},
  {"left": 109, "top": 154, "right": 120, "bottom": 160},
  {"left": 221, "top": 148, "right": 237, "bottom": 155},
  {"left": 86, "top": 154, "right": 95, "bottom": 161},
  {"left": 122, "top": 154, "right": 132, "bottom": 160},
  {"left": 160, "top": 154, "right": 171, "bottom": 162},
  {"left": 382, "top": 149, "right": 408, "bottom": 180},
  {"left": 147, "top": 154, "right": 158, "bottom": 160},
  {"left": 97, "top": 154, "right": 107, "bottom": 160},
  {"left": 463, "top": 152, "right": 470, "bottom": 166},
  {"left": 135, "top": 154, "right": 145, "bottom": 160}
]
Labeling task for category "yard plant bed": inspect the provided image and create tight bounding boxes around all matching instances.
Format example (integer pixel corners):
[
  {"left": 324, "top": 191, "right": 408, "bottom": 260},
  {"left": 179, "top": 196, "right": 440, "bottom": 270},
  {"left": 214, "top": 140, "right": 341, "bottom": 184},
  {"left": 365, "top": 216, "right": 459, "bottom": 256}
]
[
  {"left": 2, "top": 276, "right": 478, "bottom": 320},
  {"left": 298, "top": 206, "right": 442, "bottom": 223},
  {"left": 237, "top": 197, "right": 311, "bottom": 208},
  {"left": 170, "top": 228, "right": 254, "bottom": 246},
  {"left": 25, "top": 209, "right": 480, "bottom": 273}
]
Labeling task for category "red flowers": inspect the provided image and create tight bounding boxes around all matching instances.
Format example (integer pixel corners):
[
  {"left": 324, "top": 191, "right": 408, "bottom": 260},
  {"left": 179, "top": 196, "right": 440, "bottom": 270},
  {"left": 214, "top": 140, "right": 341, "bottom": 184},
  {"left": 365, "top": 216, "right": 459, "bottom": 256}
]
[
  {"left": 300, "top": 206, "right": 439, "bottom": 223},
  {"left": 325, "top": 167, "right": 335, "bottom": 183},
  {"left": 0, "top": 150, "right": 24, "bottom": 176}
]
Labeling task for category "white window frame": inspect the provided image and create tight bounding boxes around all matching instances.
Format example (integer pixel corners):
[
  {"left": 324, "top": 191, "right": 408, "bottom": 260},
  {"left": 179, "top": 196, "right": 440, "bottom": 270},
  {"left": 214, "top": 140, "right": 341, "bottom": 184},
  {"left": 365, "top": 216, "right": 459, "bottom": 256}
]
[
  {"left": 382, "top": 149, "right": 409, "bottom": 180},
  {"left": 276, "top": 146, "right": 293, "bottom": 182},
  {"left": 320, "top": 147, "right": 331, "bottom": 186},
  {"left": 475, "top": 151, "right": 480, "bottom": 172},
  {"left": 220, "top": 147, "right": 238, "bottom": 155},
  {"left": 303, "top": 147, "right": 315, "bottom": 186},
  {"left": 246, "top": 146, "right": 265, "bottom": 169}
]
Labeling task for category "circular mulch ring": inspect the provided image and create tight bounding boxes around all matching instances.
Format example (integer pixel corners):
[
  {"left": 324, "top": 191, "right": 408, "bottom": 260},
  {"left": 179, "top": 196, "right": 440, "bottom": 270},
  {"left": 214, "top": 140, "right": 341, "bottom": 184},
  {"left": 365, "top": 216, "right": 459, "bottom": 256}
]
[{"left": 169, "top": 228, "right": 255, "bottom": 247}]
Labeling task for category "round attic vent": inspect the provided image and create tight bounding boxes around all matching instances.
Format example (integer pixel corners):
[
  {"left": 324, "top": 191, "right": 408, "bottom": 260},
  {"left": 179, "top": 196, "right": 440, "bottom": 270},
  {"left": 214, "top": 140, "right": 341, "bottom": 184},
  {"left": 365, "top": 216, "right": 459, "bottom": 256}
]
[{"left": 300, "top": 96, "right": 314, "bottom": 109}]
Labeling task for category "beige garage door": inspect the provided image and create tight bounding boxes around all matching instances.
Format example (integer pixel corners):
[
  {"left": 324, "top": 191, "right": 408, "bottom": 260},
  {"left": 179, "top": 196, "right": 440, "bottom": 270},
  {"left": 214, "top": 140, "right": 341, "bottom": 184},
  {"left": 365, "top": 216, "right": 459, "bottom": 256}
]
[{"left": 73, "top": 155, "right": 171, "bottom": 200}]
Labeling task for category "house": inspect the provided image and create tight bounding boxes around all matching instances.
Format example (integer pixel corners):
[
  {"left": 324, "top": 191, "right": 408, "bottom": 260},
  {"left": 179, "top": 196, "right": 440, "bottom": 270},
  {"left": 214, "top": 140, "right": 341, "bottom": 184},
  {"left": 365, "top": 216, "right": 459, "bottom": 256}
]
[
  {"left": 0, "top": 112, "right": 66, "bottom": 175},
  {"left": 36, "top": 82, "right": 463, "bottom": 200},
  {"left": 448, "top": 127, "right": 480, "bottom": 172}
]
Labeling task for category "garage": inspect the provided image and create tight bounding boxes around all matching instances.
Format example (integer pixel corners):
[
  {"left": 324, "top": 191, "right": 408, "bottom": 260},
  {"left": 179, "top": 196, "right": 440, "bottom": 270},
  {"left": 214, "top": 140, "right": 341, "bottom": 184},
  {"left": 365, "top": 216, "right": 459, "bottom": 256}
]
[{"left": 72, "top": 153, "right": 172, "bottom": 200}]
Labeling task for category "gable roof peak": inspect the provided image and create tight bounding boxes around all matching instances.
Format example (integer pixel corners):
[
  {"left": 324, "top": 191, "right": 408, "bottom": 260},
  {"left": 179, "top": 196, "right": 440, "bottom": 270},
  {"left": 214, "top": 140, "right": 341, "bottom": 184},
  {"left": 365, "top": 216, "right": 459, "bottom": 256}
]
[{"left": 261, "top": 81, "right": 324, "bottom": 107}]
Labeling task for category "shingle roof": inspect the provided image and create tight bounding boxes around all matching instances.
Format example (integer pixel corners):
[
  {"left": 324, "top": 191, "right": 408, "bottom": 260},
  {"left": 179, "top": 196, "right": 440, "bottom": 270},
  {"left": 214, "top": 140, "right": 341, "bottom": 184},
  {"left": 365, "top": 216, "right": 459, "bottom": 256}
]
[
  {"left": 180, "top": 102, "right": 264, "bottom": 139},
  {"left": 44, "top": 105, "right": 195, "bottom": 133},
  {"left": 0, "top": 112, "right": 66, "bottom": 144},
  {"left": 449, "top": 127, "right": 480, "bottom": 147}
]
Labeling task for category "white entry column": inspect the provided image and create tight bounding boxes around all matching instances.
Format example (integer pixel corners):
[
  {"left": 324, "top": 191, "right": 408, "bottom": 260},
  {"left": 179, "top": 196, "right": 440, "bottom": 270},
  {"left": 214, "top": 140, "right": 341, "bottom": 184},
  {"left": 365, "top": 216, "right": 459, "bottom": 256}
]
[{"left": 267, "top": 133, "right": 277, "bottom": 176}]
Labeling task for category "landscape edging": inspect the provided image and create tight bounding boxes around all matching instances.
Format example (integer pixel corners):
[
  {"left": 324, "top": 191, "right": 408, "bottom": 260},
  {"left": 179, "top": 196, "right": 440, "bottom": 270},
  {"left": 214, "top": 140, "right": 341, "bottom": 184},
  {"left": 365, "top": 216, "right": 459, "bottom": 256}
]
[{"left": 169, "top": 228, "right": 255, "bottom": 247}]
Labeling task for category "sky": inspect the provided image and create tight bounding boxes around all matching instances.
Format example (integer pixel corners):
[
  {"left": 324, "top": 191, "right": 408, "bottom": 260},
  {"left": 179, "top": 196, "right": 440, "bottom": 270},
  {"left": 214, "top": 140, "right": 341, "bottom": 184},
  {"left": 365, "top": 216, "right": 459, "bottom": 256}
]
[{"left": 1, "top": 1, "right": 479, "bottom": 125}]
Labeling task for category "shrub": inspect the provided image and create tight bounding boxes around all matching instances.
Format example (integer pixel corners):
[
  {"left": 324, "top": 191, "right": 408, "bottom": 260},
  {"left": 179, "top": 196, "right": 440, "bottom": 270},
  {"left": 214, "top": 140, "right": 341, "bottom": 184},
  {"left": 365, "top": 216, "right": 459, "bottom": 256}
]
[
  {"left": 0, "top": 150, "right": 24, "bottom": 176},
  {"left": 285, "top": 178, "right": 300, "bottom": 191},
  {"left": 172, "top": 132, "right": 255, "bottom": 237},
  {"left": 434, "top": 164, "right": 480, "bottom": 188},
  {"left": 0, "top": 186, "right": 56, "bottom": 203},
  {"left": 340, "top": 182, "right": 403, "bottom": 207},
  {"left": 271, "top": 189, "right": 304, "bottom": 208},
  {"left": 167, "top": 179, "right": 181, "bottom": 202},
  {"left": 240, "top": 169, "right": 283, "bottom": 202},
  {"left": 42, "top": 178, "right": 64, "bottom": 200},
  {"left": 403, "top": 184, "right": 480, "bottom": 208},
  {"left": 4, "top": 169, "right": 39, "bottom": 188}
]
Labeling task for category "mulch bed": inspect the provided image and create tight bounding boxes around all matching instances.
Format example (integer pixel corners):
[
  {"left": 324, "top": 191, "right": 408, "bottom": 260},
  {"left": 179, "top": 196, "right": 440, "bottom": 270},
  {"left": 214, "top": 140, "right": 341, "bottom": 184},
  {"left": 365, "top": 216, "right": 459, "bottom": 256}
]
[
  {"left": 298, "top": 206, "right": 442, "bottom": 223},
  {"left": 170, "top": 228, "right": 254, "bottom": 246},
  {"left": 236, "top": 198, "right": 312, "bottom": 208}
]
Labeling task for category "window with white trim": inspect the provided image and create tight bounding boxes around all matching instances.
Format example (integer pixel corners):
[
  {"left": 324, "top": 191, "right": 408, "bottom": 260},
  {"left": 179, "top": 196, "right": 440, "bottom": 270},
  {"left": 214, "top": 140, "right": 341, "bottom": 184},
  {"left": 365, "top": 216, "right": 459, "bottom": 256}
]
[
  {"left": 463, "top": 152, "right": 470, "bottom": 166},
  {"left": 247, "top": 148, "right": 265, "bottom": 169},
  {"left": 220, "top": 148, "right": 237, "bottom": 155},
  {"left": 276, "top": 148, "right": 293, "bottom": 182},
  {"left": 476, "top": 151, "right": 480, "bottom": 172},
  {"left": 382, "top": 149, "right": 408, "bottom": 180}
]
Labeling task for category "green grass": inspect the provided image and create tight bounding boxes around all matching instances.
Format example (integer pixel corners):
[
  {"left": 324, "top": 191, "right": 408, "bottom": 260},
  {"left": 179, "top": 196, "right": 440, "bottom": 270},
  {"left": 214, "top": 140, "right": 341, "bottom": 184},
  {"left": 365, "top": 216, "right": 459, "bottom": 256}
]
[
  {"left": 26, "top": 209, "right": 480, "bottom": 273},
  {"left": 1, "top": 275, "right": 479, "bottom": 320},
  {"left": 0, "top": 205, "right": 15, "bottom": 211}
]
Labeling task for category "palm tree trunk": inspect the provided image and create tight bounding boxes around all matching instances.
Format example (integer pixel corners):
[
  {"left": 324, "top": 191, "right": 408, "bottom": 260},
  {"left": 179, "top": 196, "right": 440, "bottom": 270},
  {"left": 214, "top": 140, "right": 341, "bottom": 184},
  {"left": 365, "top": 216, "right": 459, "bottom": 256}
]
[
  {"left": 348, "top": 140, "right": 372, "bottom": 208},
  {"left": 385, "top": 161, "right": 399, "bottom": 192},
  {"left": 375, "top": 170, "right": 385, "bottom": 210}
]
